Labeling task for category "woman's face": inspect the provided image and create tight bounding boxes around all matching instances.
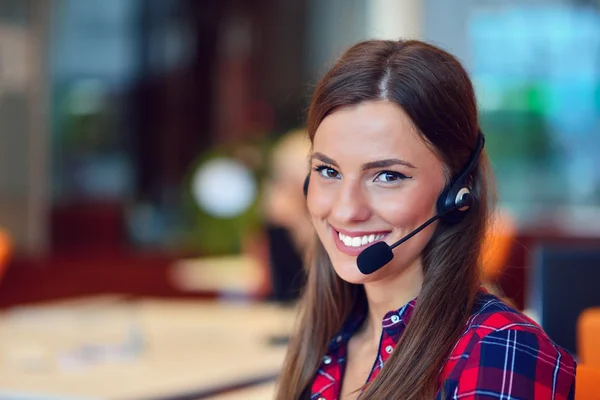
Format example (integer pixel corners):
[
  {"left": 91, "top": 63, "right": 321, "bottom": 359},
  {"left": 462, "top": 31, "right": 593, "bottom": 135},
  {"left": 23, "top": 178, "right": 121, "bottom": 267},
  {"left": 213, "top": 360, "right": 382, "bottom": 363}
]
[{"left": 307, "top": 100, "right": 447, "bottom": 284}]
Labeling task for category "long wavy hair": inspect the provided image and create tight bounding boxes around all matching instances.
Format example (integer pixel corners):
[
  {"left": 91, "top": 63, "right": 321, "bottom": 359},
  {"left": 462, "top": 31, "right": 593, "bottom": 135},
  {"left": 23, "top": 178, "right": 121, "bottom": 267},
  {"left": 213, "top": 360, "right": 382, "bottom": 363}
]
[{"left": 276, "top": 39, "right": 494, "bottom": 400}]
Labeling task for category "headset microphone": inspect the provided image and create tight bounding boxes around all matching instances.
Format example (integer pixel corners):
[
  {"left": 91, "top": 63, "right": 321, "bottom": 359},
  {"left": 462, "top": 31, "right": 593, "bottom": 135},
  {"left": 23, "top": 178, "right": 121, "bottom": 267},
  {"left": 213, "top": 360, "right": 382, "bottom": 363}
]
[{"left": 356, "top": 193, "right": 473, "bottom": 274}]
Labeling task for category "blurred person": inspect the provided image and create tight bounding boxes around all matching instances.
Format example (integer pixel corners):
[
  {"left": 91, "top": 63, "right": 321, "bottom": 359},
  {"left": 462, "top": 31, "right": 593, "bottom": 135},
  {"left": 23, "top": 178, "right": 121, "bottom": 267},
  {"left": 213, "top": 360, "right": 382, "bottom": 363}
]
[
  {"left": 261, "top": 129, "right": 312, "bottom": 303},
  {"left": 263, "top": 129, "right": 313, "bottom": 253},
  {"left": 276, "top": 40, "right": 575, "bottom": 399}
]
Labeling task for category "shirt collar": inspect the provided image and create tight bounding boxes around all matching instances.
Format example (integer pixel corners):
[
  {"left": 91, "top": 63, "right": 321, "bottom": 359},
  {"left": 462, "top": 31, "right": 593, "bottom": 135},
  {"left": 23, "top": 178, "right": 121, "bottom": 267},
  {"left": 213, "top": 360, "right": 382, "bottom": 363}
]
[{"left": 327, "top": 295, "right": 418, "bottom": 351}]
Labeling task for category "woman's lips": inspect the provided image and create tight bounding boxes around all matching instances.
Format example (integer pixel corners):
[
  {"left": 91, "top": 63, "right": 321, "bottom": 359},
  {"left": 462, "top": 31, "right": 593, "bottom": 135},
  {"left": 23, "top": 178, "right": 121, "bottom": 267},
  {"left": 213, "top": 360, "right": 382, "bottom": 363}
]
[{"left": 331, "top": 226, "right": 390, "bottom": 256}]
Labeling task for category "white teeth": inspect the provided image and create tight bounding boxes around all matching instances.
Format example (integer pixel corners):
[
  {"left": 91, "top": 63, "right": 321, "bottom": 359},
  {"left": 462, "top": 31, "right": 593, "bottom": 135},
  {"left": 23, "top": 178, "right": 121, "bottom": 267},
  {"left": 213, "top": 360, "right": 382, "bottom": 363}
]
[{"left": 338, "top": 231, "right": 387, "bottom": 248}]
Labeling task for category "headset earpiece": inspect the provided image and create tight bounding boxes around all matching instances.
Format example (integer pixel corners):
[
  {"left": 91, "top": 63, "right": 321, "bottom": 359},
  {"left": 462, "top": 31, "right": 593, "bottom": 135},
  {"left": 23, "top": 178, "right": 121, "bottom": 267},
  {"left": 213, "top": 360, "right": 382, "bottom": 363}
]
[
  {"left": 455, "top": 188, "right": 473, "bottom": 210},
  {"left": 436, "top": 132, "right": 485, "bottom": 224}
]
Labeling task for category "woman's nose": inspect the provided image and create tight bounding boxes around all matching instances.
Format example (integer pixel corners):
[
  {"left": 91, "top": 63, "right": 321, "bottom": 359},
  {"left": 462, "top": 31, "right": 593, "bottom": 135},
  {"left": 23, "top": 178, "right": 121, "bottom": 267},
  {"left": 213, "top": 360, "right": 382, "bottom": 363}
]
[{"left": 331, "top": 180, "right": 371, "bottom": 224}]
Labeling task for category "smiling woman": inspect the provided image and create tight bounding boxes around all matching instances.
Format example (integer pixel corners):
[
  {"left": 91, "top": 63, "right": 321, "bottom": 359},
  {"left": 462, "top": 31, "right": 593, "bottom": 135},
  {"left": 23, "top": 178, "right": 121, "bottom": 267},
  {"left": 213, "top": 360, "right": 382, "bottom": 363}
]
[
  {"left": 308, "top": 101, "right": 443, "bottom": 286},
  {"left": 276, "top": 40, "right": 576, "bottom": 400}
]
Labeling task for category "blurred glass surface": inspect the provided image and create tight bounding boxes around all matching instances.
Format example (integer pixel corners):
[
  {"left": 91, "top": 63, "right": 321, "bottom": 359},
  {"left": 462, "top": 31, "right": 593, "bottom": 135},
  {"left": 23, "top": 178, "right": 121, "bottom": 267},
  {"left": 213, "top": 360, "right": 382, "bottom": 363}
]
[{"left": 469, "top": 4, "right": 600, "bottom": 213}]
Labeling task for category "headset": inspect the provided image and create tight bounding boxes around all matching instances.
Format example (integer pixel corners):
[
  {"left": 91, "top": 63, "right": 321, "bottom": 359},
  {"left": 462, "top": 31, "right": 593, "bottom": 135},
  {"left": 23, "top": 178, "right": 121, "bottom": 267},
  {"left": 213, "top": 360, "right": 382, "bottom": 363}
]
[{"left": 435, "top": 131, "right": 485, "bottom": 223}]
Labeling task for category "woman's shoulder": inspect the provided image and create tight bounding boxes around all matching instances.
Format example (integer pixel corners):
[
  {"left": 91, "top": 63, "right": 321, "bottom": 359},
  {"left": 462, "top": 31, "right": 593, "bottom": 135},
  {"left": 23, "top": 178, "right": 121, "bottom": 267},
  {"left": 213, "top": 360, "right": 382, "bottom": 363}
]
[
  {"left": 439, "top": 290, "right": 576, "bottom": 399},
  {"left": 464, "top": 289, "right": 576, "bottom": 358},
  {"left": 467, "top": 289, "right": 543, "bottom": 335},
  {"left": 449, "top": 289, "right": 577, "bottom": 366},
  {"left": 463, "top": 289, "right": 576, "bottom": 364}
]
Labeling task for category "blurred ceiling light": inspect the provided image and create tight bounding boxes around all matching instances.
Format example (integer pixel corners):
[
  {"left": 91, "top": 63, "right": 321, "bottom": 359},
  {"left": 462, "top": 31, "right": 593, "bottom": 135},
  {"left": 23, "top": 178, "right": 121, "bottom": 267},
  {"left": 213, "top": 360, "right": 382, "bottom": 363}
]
[{"left": 191, "top": 157, "right": 257, "bottom": 218}]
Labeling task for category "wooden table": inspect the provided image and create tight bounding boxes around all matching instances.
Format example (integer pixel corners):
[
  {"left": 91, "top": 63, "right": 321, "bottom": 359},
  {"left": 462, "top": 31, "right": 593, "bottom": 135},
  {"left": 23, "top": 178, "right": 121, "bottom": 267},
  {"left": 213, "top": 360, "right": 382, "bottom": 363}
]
[{"left": 0, "top": 296, "right": 294, "bottom": 399}]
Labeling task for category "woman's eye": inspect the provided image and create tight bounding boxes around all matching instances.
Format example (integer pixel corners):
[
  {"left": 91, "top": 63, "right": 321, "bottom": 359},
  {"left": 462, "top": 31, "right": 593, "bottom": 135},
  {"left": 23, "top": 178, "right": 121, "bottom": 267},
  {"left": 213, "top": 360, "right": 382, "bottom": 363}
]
[
  {"left": 375, "top": 171, "right": 409, "bottom": 182},
  {"left": 314, "top": 165, "right": 340, "bottom": 179}
]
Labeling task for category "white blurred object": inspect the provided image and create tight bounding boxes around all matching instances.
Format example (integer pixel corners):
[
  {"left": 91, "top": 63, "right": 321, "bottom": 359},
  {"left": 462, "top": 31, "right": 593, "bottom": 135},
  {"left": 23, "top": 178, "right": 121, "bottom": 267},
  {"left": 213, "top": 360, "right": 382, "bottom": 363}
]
[
  {"left": 366, "top": 0, "right": 422, "bottom": 40},
  {"left": 522, "top": 308, "right": 540, "bottom": 325},
  {"left": 191, "top": 158, "right": 257, "bottom": 218}
]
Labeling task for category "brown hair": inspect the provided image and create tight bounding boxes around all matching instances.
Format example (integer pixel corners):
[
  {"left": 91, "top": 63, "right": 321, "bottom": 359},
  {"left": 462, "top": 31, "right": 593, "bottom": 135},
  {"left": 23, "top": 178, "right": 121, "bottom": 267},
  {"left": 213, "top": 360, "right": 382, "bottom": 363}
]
[{"left": 276, "top": 39, "right": 494, "bottom": 400}]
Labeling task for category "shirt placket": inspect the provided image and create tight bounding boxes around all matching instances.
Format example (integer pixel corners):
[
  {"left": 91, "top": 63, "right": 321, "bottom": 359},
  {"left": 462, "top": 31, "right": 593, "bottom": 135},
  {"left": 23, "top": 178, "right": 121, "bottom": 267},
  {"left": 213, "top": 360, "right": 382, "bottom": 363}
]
[
  {"left": 313, "top": 333, "right": 348, "bottom": 400},
  {"left": 367, "top": 310, "right": 405, "bottom": 382},
  {"left": 311, "top": 300, "right": 415, "bottom": 400}
]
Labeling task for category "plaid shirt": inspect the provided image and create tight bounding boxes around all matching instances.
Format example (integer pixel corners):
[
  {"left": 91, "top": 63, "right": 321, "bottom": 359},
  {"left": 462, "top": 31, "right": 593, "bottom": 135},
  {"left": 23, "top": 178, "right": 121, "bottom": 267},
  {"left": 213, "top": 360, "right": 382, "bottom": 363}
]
[{"left": 310, "top": 289, "right": 576, "bottom": 399}]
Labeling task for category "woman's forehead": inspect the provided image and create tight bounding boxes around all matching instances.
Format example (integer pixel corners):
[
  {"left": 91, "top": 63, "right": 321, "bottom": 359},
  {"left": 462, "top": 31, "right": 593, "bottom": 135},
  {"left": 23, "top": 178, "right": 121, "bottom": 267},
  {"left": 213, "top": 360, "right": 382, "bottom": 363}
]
[{"left": 312, "top": 101, "right": 436, "bottom": 165}]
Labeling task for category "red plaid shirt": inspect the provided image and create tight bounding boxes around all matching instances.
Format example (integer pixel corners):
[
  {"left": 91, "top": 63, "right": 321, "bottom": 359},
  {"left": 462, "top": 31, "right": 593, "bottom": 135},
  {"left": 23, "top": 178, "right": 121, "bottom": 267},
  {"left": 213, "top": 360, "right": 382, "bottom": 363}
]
[{"left": 310, "top": 289, "right": 576, "bottom": 399}]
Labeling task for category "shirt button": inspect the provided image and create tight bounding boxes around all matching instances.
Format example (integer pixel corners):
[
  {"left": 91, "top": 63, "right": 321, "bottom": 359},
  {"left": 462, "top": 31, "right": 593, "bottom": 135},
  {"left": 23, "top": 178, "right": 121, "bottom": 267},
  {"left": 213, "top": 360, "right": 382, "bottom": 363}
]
[
  {"left": 323, "top": 355, "right": 332, "bottom": 364},
  {"left": 391, "top": 315, "right": 400, "bottom": 323},
  {"left": 336, "top": 335, "right": 343, "bottom": 343},
  {"left": 385, "top": 345, "right": 394, "bottom": 354},
  {"left": 318, "top": 398, "right": 327, "bottom": 400}
]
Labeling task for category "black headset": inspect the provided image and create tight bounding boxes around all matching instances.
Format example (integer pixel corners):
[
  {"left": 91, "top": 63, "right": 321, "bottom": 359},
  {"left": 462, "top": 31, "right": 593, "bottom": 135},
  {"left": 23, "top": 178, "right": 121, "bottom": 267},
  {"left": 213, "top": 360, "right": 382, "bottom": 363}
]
[
  {"left": 435, "top": 131, "right": 485, "bottom": 223},
  {"left": 303, "top": 131, "right": 485, "bottom": 224}
]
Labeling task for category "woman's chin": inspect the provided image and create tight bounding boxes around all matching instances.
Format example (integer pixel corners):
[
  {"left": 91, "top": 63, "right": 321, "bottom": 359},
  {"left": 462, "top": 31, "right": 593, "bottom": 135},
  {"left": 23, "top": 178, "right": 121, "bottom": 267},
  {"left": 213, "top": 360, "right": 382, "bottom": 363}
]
[{"left": 331, "top": 259, "right": 371, "bottom": 284}]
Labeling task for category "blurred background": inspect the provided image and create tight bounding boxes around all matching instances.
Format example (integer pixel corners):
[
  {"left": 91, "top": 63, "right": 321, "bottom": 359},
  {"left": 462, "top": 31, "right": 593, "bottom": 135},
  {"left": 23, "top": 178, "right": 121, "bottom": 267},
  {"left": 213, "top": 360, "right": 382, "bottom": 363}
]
[{"left": 0, "top": 0, "right": 599, "bottom": 399}]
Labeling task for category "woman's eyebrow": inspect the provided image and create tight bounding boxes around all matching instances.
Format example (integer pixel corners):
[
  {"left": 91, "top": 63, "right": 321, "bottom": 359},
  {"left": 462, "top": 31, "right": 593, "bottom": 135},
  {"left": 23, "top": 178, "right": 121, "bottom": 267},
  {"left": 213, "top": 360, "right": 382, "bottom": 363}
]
[
  {"left": 310, "top": 153, "right": 416, "bottom": 170},
  {"left": 311, "top": 152, "right": 339, "bottom": 167},
  {"left": 362, "top": 159, "right": 416, "bottom": 170}
]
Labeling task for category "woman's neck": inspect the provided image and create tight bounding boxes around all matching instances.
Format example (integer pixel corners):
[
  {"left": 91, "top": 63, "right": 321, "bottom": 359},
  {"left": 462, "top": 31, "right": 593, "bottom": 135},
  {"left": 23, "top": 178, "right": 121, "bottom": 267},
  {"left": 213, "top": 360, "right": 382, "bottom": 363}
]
[{"left": 360, "top": 259, "right": 424, "bottom": 345}]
